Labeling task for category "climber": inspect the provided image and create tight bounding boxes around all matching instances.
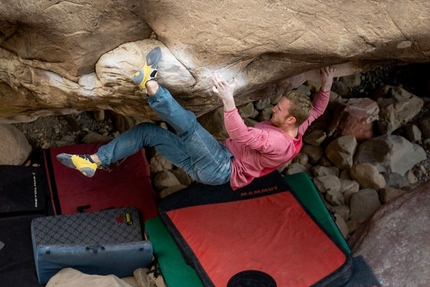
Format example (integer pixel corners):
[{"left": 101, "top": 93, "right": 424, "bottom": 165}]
[{"left": 57, "top": 47, "right": 335, "bottom": 190}]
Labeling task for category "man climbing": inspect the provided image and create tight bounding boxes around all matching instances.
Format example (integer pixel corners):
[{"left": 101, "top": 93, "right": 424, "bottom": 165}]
[{"left": 57, "top": 47, "right": 335, "bottom": 190}]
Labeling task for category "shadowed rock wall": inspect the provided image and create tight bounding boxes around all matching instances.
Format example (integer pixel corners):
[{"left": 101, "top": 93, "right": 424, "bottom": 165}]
[{"left": 1, "top": 0, "right": 430, "bottom": 122}]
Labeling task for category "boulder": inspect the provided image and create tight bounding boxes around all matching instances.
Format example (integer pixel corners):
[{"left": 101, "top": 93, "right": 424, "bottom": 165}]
[
  {"left": 1, "top": 0, "right": 430, "bottom": 121},
  {"left": 373, "top": 85, "right": 424, "bottom": 134},
  {"left": 354, "top": 134, "right": 426, "bottom": 176},
  {"left": 325, "top": 135, "right": 358, "bottom": 169},
  {"left": 349, "top": 181, "right": 430, "bottom": 286},
  {"left": 153, "top": 170, "right": 181, "bottom": 191},
  {"left": 326, "top": 98, "right": 379, "bottom": 141},
  {"left": 349, "top": 189, "right": 382, "bottom": 223},
  {"left": 350, "top": 163, "right": 386, "bottom": 190},
  {"left": 0, "top": 124, "right": 32, "bottom": 165}
]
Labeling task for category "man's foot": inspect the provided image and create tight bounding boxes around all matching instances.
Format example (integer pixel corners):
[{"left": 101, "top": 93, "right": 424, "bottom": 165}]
[
  {"left": 56, "top": 153, "right": 98, "bottom": 177},
  {"left": 133, "top": 46, "right": 162, "bottom": 91}
]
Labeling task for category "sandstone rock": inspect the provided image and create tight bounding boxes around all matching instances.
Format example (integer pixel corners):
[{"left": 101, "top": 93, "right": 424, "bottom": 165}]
[
  {"left": 153, "top": 170, "right": 181, "bottom": 191},
  {"left": 374, "top": 85, "right": 424, "bottom": 134},
  {"left": 277, "top": 162, "right": 291, "bottom": 174},
  {"left": 404, "top": 123, "right": 422, "bottom": 143},
  {"left": 238, "top": 102, "right": 258, "bottom": 119},
  {"left": 343, "top": 190, "right": 357, "bottom": 208},
  {"left": 350, "top": 163, "right": 386, "bottom": 190},
  {"left": 81, "top": 132, "right": 113, "bottom": 143},
  {"left": 339, "top": 169, "right": 352, "bottom": 180},
  {"left": 346, "top": 220, "right": 360, "bottom": 235},
  {"left": 0, "top": 124, "right": 32, "bottom": 165},
  {"left": 349, "top": 182, "right": 430, "bottom": 286},
  {"left": 326, "top": 189, "right": 345, "bottom": 206},
  {"left": 331, "top": 205, "right": 351, "bottom": 222},
  {"left": 418, "top": 116, "right": 430, "bottom": 138},
  {"left": 350, "top": 189, "right": 381, "bottom": 223},
  {"left": 354, "top": 134, "right": 426, "bottom": 176},
  {"left": 243, "top": 118, "right": 259, "bottom": 127},
  {"left": 45, "top": 268, "right": 132, "bottom": 287},
  {"left": 296, "top": 85, "right": 312, "bottom": 96},
  {"left": 379, "top": 187, "right": 407, "bottom": 204},
  {"left": 2, "top": 0, "right": 430, "bottom": 121},
  {"left": 254, "top": 98, "right": 271, "bottom": 111},
  {"left": 325, "top": 135, "right": 358, "bottom": 169},
  {"left": 311, "top": 165, "right": 339, "bottom": 177},
  {"left": 326, "top": 98, "right": 379, "bottom": 141},
  {"left": 334, "top": 214, "right": 349, "bottom": 239},
  {"left": 301, "top": 144, "right": 324, "bottom": 165},
  {"left": 318, "top": 156, "right": 333, "bottom": 167},
  {"left": 292, "top": 152, "right": 309, "bottom": 166},
  {"left": 258, "top": 107, "right": 273, "bottom": 122},
  {"left": 405, "top": 170, "right": 418, "bottom": 185},
  {"left": 341, "top": 73, "right": 362, "bottom": 88},
  {"left": 170, "top": 169, "right": 194, "bottom": 186},
  {"left": 339, "top": 178, "right": 360, "bottom": 194},
  {"left": 284, "top": 162, "right": 309, "bottom": 175},
  {"left": 313, "top": 175, "right": 341, "bottom": 194},
  {"left": 303, "top": 129, "right": 326, "bottom": 147},
  {"left": 383, "top": 172, "right": 410, "bottom": 189},
  {"left": 198, "top": 106, "right": 229, "bottom": 142},
  {"left": 150, "top": 153, "right": 174, "bottom": 174},
  {"left": 331, "top": 81, "right": 350, "bottom": 97}
]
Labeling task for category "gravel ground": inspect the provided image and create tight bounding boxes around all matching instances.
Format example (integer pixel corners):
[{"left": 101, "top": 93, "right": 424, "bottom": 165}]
[{"left": 14, "top": 111, "right": 118, "bottom": 150}]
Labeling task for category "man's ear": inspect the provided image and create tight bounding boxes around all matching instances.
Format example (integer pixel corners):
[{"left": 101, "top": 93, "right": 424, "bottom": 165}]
[{"left": 286, "top": 116, "right": 296, "bottom": 125}]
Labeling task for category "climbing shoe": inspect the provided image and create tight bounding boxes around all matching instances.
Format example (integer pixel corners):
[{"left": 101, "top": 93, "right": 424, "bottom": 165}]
[
  {"left": 56, "top": 153, "right": 98, "bottom": 178},
  {"left": 133, "top": 46, "right": 162, "bottom": 91}
]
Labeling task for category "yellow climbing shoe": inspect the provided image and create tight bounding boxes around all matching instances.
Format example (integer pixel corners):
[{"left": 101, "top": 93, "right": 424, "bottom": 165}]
[
  {"left": 132, "top": 46, "right": 162, "bottom": 91},
  {"left": 56, "top": 153, "right": 98, "bottom": 177}
]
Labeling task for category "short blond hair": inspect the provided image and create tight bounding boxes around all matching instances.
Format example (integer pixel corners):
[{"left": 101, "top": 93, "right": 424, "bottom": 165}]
[{"left": 283, "top": 90, "right": 313, "bottom": 126}]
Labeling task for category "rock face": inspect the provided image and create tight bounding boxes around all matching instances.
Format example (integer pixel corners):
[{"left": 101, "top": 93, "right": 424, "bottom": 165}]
[
  {"left": 349, "top": 181, "right": 430, "bottom": 287},
  {"left": 326, "top": 98, "right": 380, "bottom": 141},
  {"left": 0, "top": 124, "right": 32, "bottom": 165},
  {"left": 1, "top": 0, "right": 430, "bottom": 122},
  {"left": 354, "top": 134, "right": 427, "bottom": 175}
]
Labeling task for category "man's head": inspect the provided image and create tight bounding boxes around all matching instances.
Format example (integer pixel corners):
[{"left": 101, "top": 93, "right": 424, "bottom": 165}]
[{"left": 271, "top": 90, "right": 312, "bottom": 128}]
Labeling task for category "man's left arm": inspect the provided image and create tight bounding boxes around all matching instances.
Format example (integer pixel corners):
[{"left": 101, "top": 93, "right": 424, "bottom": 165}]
[
  {"left": 312, "top": 66, "right": 335, "bottom": 117},
  {"left": 298, "top": 67, "right": 335, "bottom": 132}
]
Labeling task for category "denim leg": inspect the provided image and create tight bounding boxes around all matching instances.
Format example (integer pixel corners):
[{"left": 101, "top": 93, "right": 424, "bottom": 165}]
[
  {"left": 147, "top": 86, "right": 233, "bottom": 185},
  {"left": 96, "top": 123, "right": 194, "bottom": 173},
  {"left": 148, "top": 86, "right": 196, "bottom": 135},
  {"left": 96, "top": 86, "right": 233, "bottom": 185}
]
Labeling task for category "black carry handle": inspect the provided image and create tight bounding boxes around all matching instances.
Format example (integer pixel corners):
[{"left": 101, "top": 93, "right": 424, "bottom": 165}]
[{"left": 85, "top": 244, "right": 105, "bottom": 253}]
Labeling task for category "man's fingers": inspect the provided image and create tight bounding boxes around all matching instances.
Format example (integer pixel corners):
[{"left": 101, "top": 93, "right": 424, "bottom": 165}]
[
  {"left": 212, "top": 73, "right": 224, "bottom": 88},
  {"left": 320, "top": 66, "right": 335, "bottom": 77}
]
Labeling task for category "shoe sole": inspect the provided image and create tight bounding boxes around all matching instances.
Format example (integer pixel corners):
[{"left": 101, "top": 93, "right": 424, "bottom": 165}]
[
  {"left": 56, "top": 154, "right": 96, "bottom": 178},
  {"left": 146, "top": 46, "right": 161, "bottom": 68},
  {"left": 133, "top": 47, "right": 162, "bottom": 89}
]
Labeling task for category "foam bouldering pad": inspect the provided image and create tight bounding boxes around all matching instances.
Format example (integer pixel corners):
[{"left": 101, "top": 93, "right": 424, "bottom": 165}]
[
  {"left": 43, "top": 142, "right": 158, "bottom": 225},
  {"left": 157, "top": 171, "right": 352, "bottom": 287}
]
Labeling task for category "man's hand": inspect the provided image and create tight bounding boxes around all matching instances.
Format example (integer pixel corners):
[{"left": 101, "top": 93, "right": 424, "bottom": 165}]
[
  {"left": 212, "top": 73, "right": 238, "bottom": 111},
  {"left": 319, "top": 66, "right": 335, "bottom": 92}
]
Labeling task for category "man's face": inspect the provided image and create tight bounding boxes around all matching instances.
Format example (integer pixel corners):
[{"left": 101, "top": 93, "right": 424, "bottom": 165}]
[{"left": 270, "top": 97, "right": 294, "bottom": 127}]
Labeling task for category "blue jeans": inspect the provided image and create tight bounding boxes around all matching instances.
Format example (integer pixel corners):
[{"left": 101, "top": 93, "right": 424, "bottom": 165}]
[{"left": 96, "top": 86, "right": 233, "bottom": 185}]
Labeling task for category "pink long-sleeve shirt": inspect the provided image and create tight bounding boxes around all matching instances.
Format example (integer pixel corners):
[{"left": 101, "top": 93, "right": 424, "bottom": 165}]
[{"left": 224, "top": 89, "right": 330, "bottom": 190}]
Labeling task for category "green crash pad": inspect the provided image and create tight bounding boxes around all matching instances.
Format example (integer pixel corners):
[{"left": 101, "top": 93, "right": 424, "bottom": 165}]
[
  {"left": 144, "top": 172, "right": 350, "bottom": 287},
  {"left": 145, "top": 217, "right": 203, "bottom": 287}
]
